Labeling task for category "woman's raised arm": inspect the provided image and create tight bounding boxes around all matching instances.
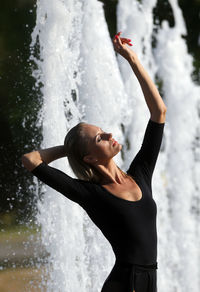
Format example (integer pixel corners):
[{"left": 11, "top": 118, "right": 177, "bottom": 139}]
[
  {"left": 22, "top": 145, "right": 67, "bottom": 171},
  {"left": 113, "top": 32, "right": 167, "bottom": 123}
]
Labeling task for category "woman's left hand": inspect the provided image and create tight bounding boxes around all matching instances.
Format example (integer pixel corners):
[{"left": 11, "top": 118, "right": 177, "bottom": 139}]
[{"left": 112, "top": 32, "right": 135, "bottom": 61}]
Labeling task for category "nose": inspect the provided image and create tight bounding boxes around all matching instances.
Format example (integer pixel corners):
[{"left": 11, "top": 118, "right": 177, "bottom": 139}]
[{"left": 108, "top": 133, "right": 112, "bottom": 140}]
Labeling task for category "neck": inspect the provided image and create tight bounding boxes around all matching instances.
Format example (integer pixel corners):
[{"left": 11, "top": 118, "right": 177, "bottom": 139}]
[{"left": 94, "top": 159, "right": 126, "bottom": 185}]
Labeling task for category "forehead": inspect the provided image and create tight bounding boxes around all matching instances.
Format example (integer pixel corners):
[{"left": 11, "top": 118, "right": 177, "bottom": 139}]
[{"left": 82, "top": 123, "right": 101, "bottom": 137}]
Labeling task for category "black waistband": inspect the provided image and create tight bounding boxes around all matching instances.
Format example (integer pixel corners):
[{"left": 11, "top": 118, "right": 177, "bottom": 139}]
[{"left": 115, "top": 259, "right": 158, "bottom": 270}]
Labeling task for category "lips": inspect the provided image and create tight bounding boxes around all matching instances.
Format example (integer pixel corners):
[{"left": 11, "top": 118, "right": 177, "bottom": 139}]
[{"left": 112, "top": 140, "right": 118, "bottom": 146}]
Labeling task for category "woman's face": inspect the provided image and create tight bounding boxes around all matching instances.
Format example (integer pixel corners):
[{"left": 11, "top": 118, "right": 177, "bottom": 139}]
[{"left": 82, "top": 123, "right": 122, "bottom": 165}]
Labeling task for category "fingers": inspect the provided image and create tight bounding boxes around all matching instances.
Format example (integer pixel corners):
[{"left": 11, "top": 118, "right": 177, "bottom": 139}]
[
  {"left": 115, "top": 31, "right": 122, "bottom": 38},
  {"left": 113, "top": 32, "right": 133, "bottom": 46},
  {"left": 114, "top": 31, "right": 122, "bottom": 42},
  {"left": 113, "top": 32, "right": 122, "bottom": 47},
  {"left": 113, "top": 31, "right": 121, "bottom": 43},
  {"left": 121, "top": 38, "right": 133, "bottom": 46}
]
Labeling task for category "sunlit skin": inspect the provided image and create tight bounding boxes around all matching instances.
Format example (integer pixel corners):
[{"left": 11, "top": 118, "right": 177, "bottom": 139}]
[
  {"left": 82, "top": 123, "right": 127, "bottom": 185},
  {"left": 82, "top": 124, "right": 143, "bottom": 200},
  {"left": 82, "top": 124, "right": 121, "bottom": 162},
  {"left": 81, "top": 33, "right": 136, "bottom": 187},
  {"left": 22, "top": 31, "right": 166, "bottom": 196},
  {"left": 21, "top": 31, "right": 166, "bottom": 292}
]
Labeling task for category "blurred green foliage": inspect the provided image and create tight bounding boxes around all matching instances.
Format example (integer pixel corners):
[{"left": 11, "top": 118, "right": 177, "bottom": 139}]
[
  {"left": 0, "top": 0, "right": 199, "bottom": 226},
  {"left": 0, "top": 0, "right": 43, "bottom": 225},
  {"left": 99, "top": 0, "right": 118, "bottom": 37},
  {"left": 178, "top": 0, "right": 200, "bottom": 84}
]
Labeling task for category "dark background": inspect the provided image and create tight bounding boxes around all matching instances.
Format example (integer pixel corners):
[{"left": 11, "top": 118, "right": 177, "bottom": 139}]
[{"left": 0, "top": 0, "right": 199, "bottom": 227}]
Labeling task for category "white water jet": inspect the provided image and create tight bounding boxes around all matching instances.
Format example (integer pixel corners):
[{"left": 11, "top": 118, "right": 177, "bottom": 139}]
[
  {"left": 31, "top": 1, "right": 88, "bottom": 291},
  {"left": 30, "top": 0, "right": 200, "bottom": 291},
  {"left": 117, "top": 0, "right": 200, "bottom": 291},
  {"left": 31, "top": 0, "right": 131, "bottom": 291},
  {"left": 76, "top": 1, "right": 132, "bottom": 291}
]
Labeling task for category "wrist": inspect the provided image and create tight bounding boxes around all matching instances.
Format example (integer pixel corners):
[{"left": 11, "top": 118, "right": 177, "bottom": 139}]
[{"left": 126, "top": 51, "right": 139, "bottom": 65}]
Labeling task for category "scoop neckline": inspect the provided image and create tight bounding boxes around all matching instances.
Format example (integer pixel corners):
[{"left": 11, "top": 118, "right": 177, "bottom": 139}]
[{"left": 99, "top": 175, "right": 143, "bottom": 204}]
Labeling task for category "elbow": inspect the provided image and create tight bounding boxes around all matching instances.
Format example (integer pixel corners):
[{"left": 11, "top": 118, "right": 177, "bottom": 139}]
[
  {"left": 21, "top": 152, "right": 42, "bottom": 172},
  {"left": 150, "top": 108, "right": 167, "bottom": 123},
  {"left": 150, "top": 105, "right": 167, "bottom": 115},
  {"left": 152, "top": 106, "right": 167, "bottom": 116},
  {"left": 22, "top": 153, "right": 28, "bottom": 165},
  {"left": 161, "top": 106, "right": 167, "bottom": 114},
  {"left": 21, "top": 153, "right": 32, "bottom": 170},
  {"left": 156, "top": 106, "right": 167, "bottom": 114}
]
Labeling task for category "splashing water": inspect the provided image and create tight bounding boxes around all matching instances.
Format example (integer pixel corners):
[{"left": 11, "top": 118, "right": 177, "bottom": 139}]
[{"left": 30, "top": 0, "right": 200, "bottom": 291}]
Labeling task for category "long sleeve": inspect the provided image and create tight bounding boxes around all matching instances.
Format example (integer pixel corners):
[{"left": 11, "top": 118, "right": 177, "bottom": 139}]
[
  {"left": 127, "top": 118, "right": 165, "bottom": 186},
  {"left": 31, "top": 161, "right": 92, "bottom": 207}
]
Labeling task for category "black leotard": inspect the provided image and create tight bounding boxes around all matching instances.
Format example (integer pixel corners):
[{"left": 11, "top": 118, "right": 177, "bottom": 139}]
[{"left": 31, "top": 118, "right": 165, "bottom": 291}]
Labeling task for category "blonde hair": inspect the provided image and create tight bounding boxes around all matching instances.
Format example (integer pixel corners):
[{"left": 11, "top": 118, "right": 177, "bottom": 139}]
[
  {"left": 64, "top": 122, "right": 102, "bottom": 183},
  {"left": 64, "top": 122, "right": 132, "bottom": 184}
]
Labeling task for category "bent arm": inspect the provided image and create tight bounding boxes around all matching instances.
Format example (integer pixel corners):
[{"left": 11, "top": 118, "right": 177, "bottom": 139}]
[
  {"left": 22, "top": 148, "right": 92, "bottom": 206},
  {"left": 127, "top": 118, "right": 165, "bottom": 187},
  {"left": 22, "top": 145, "right": 67, "bottom": 172},
  {"left": 112, "top": 33, "right": 166, "bottom": 122},
  {"left": 127, "top": 52, "right": 167, "bottom": 122}
]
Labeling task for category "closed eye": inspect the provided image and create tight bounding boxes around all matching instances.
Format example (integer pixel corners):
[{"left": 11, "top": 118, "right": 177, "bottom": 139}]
[
  {"left": 96, "top": 129, "right": 104, "bottom": 143},
  {"left": 97, "top": 133, "right": 104, "bottom": 142},
  {"left": 97, "top": 136, "right": 102, "bottom": 142}
]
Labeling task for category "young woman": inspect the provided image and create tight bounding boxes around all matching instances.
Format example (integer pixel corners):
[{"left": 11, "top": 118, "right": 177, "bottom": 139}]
[{"left": 22, "top": 32, "right": 167, "bottom": 292}]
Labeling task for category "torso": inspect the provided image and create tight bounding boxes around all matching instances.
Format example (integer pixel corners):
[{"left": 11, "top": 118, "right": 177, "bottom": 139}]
[{"left": 101, "top": 177, "right": 142, "bottom": 202}]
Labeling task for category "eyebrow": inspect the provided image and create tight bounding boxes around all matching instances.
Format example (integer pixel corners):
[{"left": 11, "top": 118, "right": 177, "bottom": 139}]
[{"left": 94, "top": 128, "right": 103, "bottom": 141}]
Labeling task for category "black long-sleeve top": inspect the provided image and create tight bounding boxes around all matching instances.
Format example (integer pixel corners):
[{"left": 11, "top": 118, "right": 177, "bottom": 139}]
[{"left": 31, "top": 119, "right": 165, "bottom": 265}]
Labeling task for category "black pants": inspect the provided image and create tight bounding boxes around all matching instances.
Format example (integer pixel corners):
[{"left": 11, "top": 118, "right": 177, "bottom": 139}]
[{"left": 101, "top": 259, "right": 158, "bottom": 292}]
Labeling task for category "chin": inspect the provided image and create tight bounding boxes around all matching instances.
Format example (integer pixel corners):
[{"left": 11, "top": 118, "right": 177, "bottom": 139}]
[{"left": 116, "top": 144, "right": 122, "bottom": 153}]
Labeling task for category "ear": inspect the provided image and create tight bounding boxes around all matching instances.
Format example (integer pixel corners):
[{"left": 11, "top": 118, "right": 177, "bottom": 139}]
[{"left": 83, "top": 155, "right": 97, "bottom": 164}]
